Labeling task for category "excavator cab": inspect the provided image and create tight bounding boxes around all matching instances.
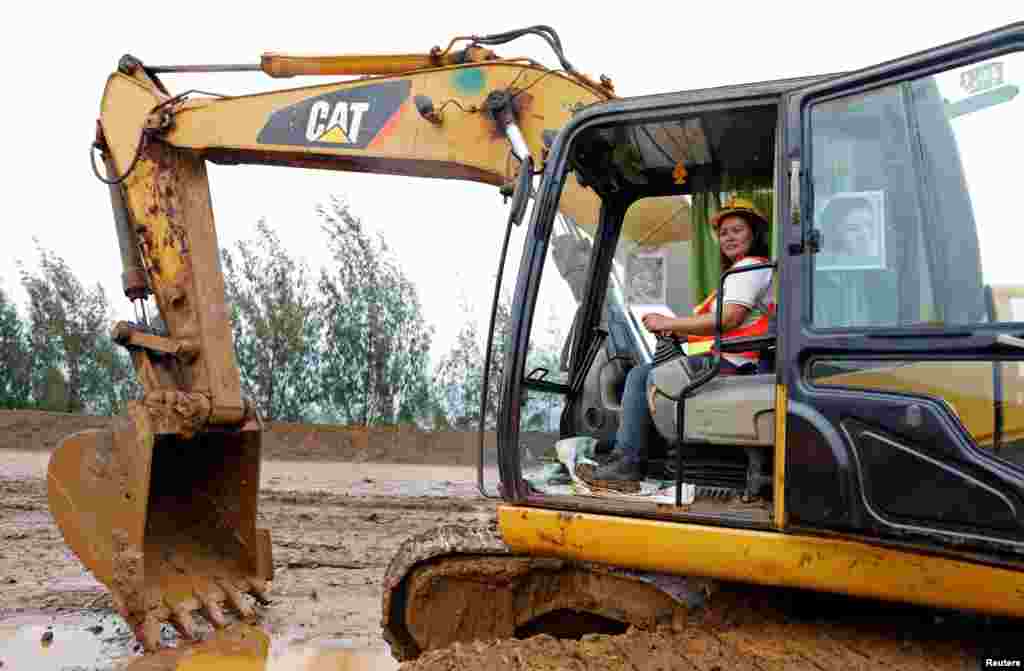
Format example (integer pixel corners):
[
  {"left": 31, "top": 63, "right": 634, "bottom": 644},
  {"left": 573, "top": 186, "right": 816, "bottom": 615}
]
[
  {"left": 503, "top": 93, "right": 784, "bottom": 516},
  {"left": 497, "top": 28, "right": 1024, "bottom": 564}
]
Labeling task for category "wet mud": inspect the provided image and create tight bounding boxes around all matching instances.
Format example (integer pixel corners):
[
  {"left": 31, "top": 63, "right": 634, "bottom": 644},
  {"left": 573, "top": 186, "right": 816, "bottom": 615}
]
[
  {"left": 0, "top": 451, "right": 493, "bottom": 670},
  {"left": 2, "top": 448, "right": 1020, "bottom": 670}
]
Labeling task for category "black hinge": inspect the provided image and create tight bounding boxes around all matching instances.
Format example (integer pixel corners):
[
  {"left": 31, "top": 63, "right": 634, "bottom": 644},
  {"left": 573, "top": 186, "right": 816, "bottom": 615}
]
[
  {"left": 808, "top": 228, "right": 822, "bottom": 253},
  {"left": 788, "top": 228, "right": 822, "bottom": 256}
]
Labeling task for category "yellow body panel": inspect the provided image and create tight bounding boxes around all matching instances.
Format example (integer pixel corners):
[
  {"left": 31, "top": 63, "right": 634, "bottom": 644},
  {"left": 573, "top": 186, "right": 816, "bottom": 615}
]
[
  {"left": 161, "top": 62, "right": 650, "bottom": 240},
  {"left": 99, "top": 74, "right": 165, "bottom": 177},
  {"left": 100, "top": 64, "right": 689, "bottom": 247},
  {"left": 773, "top": 384, "right": 787, "bottom": 529},
  {"left": 817, "top": 361, "right": 1024, "bottom": 448},
  {"left": 121, "top": 156, "right": 184, "bottom": 288},
  {"left": 498, "top": 505, "right": 1024, "bottom": 617}
]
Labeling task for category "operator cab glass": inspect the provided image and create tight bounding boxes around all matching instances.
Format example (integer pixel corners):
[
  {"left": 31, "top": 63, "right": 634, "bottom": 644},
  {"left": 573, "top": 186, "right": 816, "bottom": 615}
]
[
  {"left": 807, "top": 57, "right": 1020, "bottom": 331},
  {"left": 514, "top": 96, "right": 780, "bottom": 524}
]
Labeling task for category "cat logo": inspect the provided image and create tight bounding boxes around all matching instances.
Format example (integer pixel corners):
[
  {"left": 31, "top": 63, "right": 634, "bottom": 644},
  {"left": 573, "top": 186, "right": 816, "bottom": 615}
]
[
  {"left": 257, "top": 80, "right": 410, "bottom": 150},
  {"left": 305, "top": 101, "right": 370, "bottom": 144}
]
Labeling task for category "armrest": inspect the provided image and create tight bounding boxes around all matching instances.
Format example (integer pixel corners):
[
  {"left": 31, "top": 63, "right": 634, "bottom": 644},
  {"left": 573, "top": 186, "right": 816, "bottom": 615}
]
[{"left": 718, "top": 334, "right": 776, "bottom": 353}]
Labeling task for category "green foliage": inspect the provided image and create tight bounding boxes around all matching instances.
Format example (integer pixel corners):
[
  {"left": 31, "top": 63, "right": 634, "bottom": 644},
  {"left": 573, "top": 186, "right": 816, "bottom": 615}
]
[
  {"left": 39, "top": 366, "right": 69, "bottom": 412},
  {"left": 432, "top": 301, "right": 488, "bottom": 429},
  {"left": 222, "top": 220, "right": 322, "bottom": 422},
  {"left": 0, "top": 285, "right": 32, "bottom": 409},
  {"left": 91, "top": 339, "right": 140, "bottom": 416},
  {"left": 20, "top": 244, "right": 115, "bottom": 414},
  {"left": 317, "top": 198, "right": 435, "bottom": 426},
  {"left": 521, "top": 309, "right": 566, "bottom": 432},
  {"left": 433, "top": 294, "right": 566, "bottom": 432},
  {"left": 2, "top": 206, "right": 566, "bottom": 429}
]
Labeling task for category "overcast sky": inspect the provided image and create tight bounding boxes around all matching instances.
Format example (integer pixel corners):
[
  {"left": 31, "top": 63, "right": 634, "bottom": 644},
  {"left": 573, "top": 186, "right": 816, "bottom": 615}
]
[{"left": 4, "top": 3, "right": 1020, "bottom": 364}]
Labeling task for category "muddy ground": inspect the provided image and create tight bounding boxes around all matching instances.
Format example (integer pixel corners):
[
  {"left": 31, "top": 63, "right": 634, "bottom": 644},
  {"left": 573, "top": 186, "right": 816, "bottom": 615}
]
[
  {"left": 0, "top": 448, "right": 497, "bottom": 669},
  {"left": 1, "top": 424, "right": 1022, "bottom": 669}
]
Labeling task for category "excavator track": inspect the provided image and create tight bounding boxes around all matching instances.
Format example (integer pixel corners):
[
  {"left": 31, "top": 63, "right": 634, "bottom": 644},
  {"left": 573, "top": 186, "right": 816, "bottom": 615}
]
[{"left": 383, "top": 524, "right": 1019, "bottom": 670}]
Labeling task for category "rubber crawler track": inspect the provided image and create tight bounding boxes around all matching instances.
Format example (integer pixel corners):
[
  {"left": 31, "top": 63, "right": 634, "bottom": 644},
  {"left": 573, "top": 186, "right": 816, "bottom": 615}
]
[{"left": 384, "top": 525, "right": 1021, "bottom": 669}]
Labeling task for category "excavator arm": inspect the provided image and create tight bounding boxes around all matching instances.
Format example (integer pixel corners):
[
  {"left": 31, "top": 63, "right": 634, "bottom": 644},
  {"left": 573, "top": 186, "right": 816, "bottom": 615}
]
[
  {"left": 94, "top": 52, "right": 613, "bottom": 425},
  {"left": 49, "top": 31, "right": 687, "bottom": 652}
]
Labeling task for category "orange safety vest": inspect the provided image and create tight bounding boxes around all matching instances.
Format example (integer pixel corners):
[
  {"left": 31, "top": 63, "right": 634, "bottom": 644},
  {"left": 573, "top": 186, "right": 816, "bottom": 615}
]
[{"left": 687, "top": 257, "right": 775, "bottom": 361}]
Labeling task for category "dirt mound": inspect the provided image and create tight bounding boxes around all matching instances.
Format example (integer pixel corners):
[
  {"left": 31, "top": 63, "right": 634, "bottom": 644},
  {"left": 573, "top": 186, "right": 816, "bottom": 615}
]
[
  {"left": 400, "top": 620, "right": 977, "bottom": 671},
  {"left": 0, "top": 410, "right": 110, "bottom": 453},
  {"left": 0, "top": 409, "right": 556, "bottom": 465},
  {"left": 400, "top": 631, "right": 680, "bottom": 671},
  {"left": 398, "top": 581, "right": 1016, "bottom": 670}
]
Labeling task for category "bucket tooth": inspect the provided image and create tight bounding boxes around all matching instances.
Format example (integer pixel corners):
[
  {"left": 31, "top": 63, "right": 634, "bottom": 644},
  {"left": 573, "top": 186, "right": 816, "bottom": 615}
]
[
  {"left": 170, "top": 605, "right": 198, "bottom": 640},
  {"left": 136, "top": 614, "right": 163, "bottom": 653},
  {"left": 199, "top": 592, "right": 228, "bottom": 629},
  {"left": 218, "top": 579, "right": 255, "bottom": 619},
  {"left": 246, "top": 578, "right": 272, "bottom": 605}
]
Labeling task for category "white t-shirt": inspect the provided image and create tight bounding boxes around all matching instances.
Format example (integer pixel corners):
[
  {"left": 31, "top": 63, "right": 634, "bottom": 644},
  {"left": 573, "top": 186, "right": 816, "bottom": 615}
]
[
  {"left": 720, "top": 258, "right": 773, "bottom": 311},
  {"left": 709, "top": 257, "right": 774, "bottom": 366}
]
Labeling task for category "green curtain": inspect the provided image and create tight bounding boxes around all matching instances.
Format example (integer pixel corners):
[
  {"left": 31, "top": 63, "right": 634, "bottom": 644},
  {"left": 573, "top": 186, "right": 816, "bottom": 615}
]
[
  {"left": 688, "top": 188, "right": 775, "bottom": 305},
  {"left": 688, "top": 191, "right": 722, "bottom": 307}
]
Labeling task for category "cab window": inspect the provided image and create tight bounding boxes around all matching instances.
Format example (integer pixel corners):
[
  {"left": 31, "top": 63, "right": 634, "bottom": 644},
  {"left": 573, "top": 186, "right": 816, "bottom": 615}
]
[{"left": 808, "top": 52, "right": 1023, "bottom": 329}]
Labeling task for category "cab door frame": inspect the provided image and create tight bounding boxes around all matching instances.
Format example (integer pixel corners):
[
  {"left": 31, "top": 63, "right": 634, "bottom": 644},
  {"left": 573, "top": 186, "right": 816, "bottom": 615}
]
[
  {"left": 779, "top": 22, "right": 1024, "bottom": 555},
  {"left": 499, "top": 76, "right": 825, "bottom": 505}
]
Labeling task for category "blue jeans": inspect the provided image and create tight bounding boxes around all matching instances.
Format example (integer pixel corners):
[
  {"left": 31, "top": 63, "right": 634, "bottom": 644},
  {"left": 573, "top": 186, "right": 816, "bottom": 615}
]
[
  {"left": 615, "top": 356, "right": 756, "bottom": 466},
  {"left": 614, "top": 362, "right": 656, "bottom": 467}
]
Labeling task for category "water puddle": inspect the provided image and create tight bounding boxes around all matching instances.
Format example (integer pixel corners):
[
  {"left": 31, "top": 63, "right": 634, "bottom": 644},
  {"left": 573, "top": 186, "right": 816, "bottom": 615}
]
[
  {"left": 0, "top": 613, "right": 397, "bottom": 671},
  {"left": 266, "top": 642, "right": 397, "bottom": 671},
  {"left": 123, "top": 625, "right": 397, "bottom": 671},
  {"left": 0, "top": 611, "right": 137, "bottom": 670}
]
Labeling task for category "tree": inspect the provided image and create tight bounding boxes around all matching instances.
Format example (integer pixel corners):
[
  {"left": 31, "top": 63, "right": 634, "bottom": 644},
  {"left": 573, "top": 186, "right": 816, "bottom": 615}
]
[
  {"left": 433, "top": 306, "right": 486, "bottom": 429},
  {"left": 521, "top": 309, "right": 566, "bottom": 432},
  {"left": 434, "top": 295, "right": 567, "bottom": 432},
  {"left": 92, "top": 339, "right": 140, "bottom": 416},
  {"left": 222, "top": 219, "right": 322, "bottom": 422},
  {"left": 317, "top": 198, "right": 434, "bottom": 426},
  {"left": 432, "top": 291, "right": 516, "bottom": 431},
  {"left": 0, "top": 285, "right": 32, "bottom": 409},
  {"left": 20, "top": 244, "right": 111, "bottom": 413}
]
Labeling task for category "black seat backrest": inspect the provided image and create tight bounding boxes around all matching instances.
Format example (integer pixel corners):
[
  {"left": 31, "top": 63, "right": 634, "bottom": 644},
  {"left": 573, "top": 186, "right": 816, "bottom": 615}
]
[{"left": 719, "top": 314, "right": 776, "bottom": 374}]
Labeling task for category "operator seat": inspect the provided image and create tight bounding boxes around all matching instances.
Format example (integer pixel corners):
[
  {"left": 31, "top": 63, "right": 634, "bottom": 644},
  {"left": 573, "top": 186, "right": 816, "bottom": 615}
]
[{"left": 648, "top": 319, "right": 778, "bottom": 450}]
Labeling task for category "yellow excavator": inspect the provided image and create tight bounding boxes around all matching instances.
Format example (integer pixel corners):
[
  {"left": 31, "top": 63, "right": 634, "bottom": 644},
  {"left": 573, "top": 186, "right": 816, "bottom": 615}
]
[{"left": 51, "top": 22, "right": 1024, "bottom": 665}]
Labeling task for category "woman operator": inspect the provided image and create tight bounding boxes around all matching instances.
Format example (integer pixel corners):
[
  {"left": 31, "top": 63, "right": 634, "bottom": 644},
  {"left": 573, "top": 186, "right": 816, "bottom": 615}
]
[{"left": 592, "top": 197, "right": 775, "bottom": 483}]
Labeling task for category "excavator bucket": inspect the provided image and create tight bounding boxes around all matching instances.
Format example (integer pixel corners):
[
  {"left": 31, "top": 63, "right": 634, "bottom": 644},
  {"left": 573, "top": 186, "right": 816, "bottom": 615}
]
[{"left": 46, "top": 401, "right": 273, "bottom": 650}]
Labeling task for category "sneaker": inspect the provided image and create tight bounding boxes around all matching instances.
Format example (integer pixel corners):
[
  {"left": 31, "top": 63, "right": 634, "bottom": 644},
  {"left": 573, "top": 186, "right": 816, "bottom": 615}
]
[
  {"left": 576, "top": 458, "right": 645, "bottom": 494},
  {"left": 590, "top": 458, "right": 645, "bottom": 482},
  {"left": 596, "top": 447, "right": 626, "bottom": 466}
]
